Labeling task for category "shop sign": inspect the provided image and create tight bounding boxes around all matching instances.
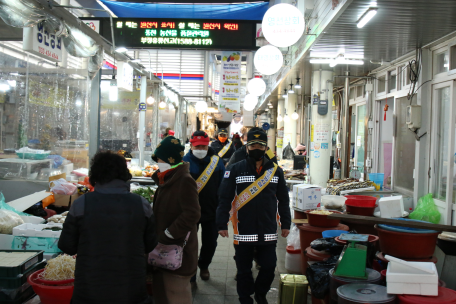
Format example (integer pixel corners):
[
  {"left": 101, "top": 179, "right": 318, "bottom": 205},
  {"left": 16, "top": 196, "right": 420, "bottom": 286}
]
[
  {"left": 23, "top": 22, "right": 64, "bottom": 62},
  {"left": 219, "top": 51, "right": 241, "bottom": 113},
  {"left": 117, "top": 62, "right": 134, "bottom": 92},
  {"left": 261, "top": 3, "right": 305, "bottom": 48},
  {"left": 139, "top": 102, "right": 147, "bottom": 111},
  {"left": 254, "top": 45, "right": 283, "bottom": 76},
  {"left": 314, "top": 123, "right": 330, "bottom": 142},
  {"left": 277, "top": 127, "right": 284, "bottom": 138},
  {"left": 276, "top": 138, "right": 283, "bottom": 148},
  {"left": 84, "top": 20, "right": 100, "bottom": 33}
]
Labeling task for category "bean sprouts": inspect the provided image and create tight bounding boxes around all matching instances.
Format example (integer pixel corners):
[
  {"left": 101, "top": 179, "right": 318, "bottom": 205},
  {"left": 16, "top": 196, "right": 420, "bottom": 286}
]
[{"left": 39, "top": 254, "right": 75, "bottom": 281}]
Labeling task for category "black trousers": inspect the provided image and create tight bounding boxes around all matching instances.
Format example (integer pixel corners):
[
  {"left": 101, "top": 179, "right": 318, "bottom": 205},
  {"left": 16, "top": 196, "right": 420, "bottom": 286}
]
[
  {"left": 235, "top": 243, "right": 277, "bottom": 304},
  {"left": 198, "top": 219, "right": 219, "bottom": 269}
]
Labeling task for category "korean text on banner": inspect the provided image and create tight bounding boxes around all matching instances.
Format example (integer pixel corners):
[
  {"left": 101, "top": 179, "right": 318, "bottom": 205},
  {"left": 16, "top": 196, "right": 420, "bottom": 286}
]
[{"left": 219, "top": 51, "right": 241, "bottom": 113}]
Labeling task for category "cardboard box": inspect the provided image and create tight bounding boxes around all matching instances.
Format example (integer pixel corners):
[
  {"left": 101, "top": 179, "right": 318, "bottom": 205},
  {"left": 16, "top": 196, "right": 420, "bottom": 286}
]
[
  {"left": 53, "top": 193, "right": 80, "bottom": 207},
  {"left": 295, "top": 184, "right": 321, "bottom": 210}
]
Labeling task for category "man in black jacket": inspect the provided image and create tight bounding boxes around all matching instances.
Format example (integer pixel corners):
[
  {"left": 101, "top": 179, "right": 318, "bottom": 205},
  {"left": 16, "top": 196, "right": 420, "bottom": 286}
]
[
  {"left": 183, "top": 131, "right": 225, "bottom": 281},
  {"left": 227, "top": 127, "right": 277, "bottom": 167},
  {"left": 211, "top": 128, "right": 236, "bottom": 165},
  {"left": 58, "top": 152, "right": 157, "bottom": 304},
  {"left": 217, "top": 129, "right": 291, "bottom": 304}
]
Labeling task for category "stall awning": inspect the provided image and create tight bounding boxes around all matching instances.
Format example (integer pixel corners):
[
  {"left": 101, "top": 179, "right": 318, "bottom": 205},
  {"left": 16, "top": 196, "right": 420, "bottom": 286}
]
[{"left": 100, "top": 0, "right": 268, "bottom": 20}]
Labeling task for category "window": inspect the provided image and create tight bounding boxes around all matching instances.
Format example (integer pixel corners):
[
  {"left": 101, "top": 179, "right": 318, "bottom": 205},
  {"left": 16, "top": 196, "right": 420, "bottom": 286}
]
[
  {"left": 378, "top": 98, "right": 395, "bottom": 189},
  {"left": 394, "top": 97, "right": 415, "bottom": 193},
  {"left": 349, "top": 87, "right": 355, "bottom": 100},
  {"left": 450, "top": 45, "right": 456, "bottom": 71},
  {"left": 356, "top": 105, "right": 365, "bottom": 173},
  {"left": 434, "top": 50, "right": 449, "bottom": 76},
  {"left": 388, "top": 70, "right": 397, "bottom": 93},
  {"left": 356, "top": 86, "right": 364, "bottom": 98},
  {"left": 434, "top": 87, "right": 451, "bottom": 201},
  {"left": 378, "top": 75, "right": 386, "bottom": 93}
]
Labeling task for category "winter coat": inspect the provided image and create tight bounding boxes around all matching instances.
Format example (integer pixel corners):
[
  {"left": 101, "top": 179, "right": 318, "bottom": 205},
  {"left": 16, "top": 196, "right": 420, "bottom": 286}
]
[
  {"left": 210, "top": 139, "right": 236, "bottom": 164},
  {"left": 216, "top": 158, "right": 291, "bottom": 245},
  {"left": 183, "top": 147, "right": 225, "bottom": 222},
  {"left": 151, "top": 163, "right": 201, "bottom": 276},
  {"left": 58, "top": 180, "right": 157, "bottom": 304},
  {"left": 226, "top": 145, "right": 278, "bottom": 167}
]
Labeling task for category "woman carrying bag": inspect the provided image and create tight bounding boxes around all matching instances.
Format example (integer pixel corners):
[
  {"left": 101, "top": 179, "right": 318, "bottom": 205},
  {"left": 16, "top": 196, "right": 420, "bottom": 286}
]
[{"left": 149, "top": 136, "right": 201, "bottom": 304}]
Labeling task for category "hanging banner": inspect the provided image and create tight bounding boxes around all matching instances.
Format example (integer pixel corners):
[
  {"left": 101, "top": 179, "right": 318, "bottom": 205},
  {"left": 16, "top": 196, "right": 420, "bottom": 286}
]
[
  {"left": 23, "top": 22, "right": 64, "bottom": 62},
  {"left": 28, "top": 80, "right": 74, "bottom": 108},
  {"left": 219, "top": 51, "right": 241, "bottom": 113}
]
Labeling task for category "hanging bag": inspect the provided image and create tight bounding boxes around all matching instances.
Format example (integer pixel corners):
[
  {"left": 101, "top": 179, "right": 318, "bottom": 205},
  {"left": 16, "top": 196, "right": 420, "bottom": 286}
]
[{"left": 148, "top": 232, "right": 190, "bottom": 270}]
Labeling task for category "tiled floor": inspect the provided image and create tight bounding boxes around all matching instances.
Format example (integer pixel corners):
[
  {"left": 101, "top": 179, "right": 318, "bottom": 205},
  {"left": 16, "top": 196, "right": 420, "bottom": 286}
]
[{"left": 192, "top": 225, "right": 312, "bottom": 304}]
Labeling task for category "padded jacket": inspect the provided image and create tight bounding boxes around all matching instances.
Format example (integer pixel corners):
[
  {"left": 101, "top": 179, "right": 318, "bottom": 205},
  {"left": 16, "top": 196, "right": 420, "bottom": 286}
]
[
  {"left": 183, "top": 147, "right": 225, "bottom": 222},
  {"left": 58, "top": 180, "right": 157, "bottom": 304},
  {"left": 210, "top": 139, "right": 236, "bottom": 164},
  {"left": 216, "top": 157, "right": 291, "bottom": 245},
  {"left": 226, "top": 145, "right": 278, "bottom": 167}
]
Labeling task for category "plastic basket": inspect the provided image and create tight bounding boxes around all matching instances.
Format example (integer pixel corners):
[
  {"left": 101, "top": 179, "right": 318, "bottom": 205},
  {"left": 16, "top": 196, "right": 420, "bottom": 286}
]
[
  {"left": 345, "top": 195, "right": 378, "bottom": 207},
  {"left": 368, "top": 173, "right": 384, "bottom": 189},
  {"left": 322, "top": 230, "right": 347, "bottom": 238},
  {"left": 16, "top": 153, "right": 50, "bottom": 160}
]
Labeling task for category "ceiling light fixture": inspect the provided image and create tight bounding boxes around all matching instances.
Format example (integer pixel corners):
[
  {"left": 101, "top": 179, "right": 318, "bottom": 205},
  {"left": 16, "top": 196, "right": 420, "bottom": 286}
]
[
  {"left": 294, "top": 78, "right": 301, "bottom": 89},
  {"left": 292, "top": 110, "right": 299, "bottom": 120},
  {"left": 284, "top": 113, "right": 290, "bottom": 122},
  {"left": 288, "top": 83, "right": 294, "bottom": 94},
  {"left": 130, "top": 59, "right": 141, "bottom": 63},
  {"left": 109, "top": 78, "right": 118, "bottom": 102},
  {"left": 115, "top": 47, "right": 128, "bottom": 53},
  {"left": 357, "top": 7, "right": 378, "bottom": 28},
  {"left": 277, "top": 114, "right": 283, "bottom": 122},
  {"left": 283, "top": 88, "right": 288, "bottom": 99},
  {"left": 269, "top": 105, "right": 273, "bottom": 108},
  {"left": 147, "top": 95, "right": 155, "bottom": 105},
  {"left": 265, "top": 108, "right": 269, "bottom": 112},
  {"left": 158, "top": 100, "right": 167, "bottom": 110}
]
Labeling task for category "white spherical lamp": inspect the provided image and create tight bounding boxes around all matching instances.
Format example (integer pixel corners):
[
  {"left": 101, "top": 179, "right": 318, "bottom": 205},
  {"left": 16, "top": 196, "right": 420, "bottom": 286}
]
[
  {"left": 284, "top": 114, "right": 290, "bottom": 122},
  {"left": 195, "top": 100, "right": 208, "bottom": 113},
  {"left": 243, "top": 94, "right": 258, "bottom": 111},
  {"left": 277, "top": 115, "right": 283, "bottom": 122},
  {"left": 158, "top": 101, "right": 166, "bottom": 110},
  {"left": 262, "top": 3, "right": 305, "bottom": 48},
  {"left": 254, "top": 45, "right": 283, "bottom": 76},
  {"left": 292, "top": 111, "right": 299, "bottom": 120},
  {"left": 247, "top": 78, "right": 267, "bottom": 97}
]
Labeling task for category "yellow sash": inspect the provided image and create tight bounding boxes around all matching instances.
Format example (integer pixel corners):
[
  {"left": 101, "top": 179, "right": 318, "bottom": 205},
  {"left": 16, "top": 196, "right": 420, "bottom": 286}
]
[
  {"left": 195, "top": 156, "right": 219, "bottom": 193},
  {"left": 266, "top": 148, "right": 275, "bottom": 160},
  {"left": 232, "top": 163, "right": 278, "bottom": 215},
  {"left": 218, "top": 141, "right": 232, "bottom": 158}
]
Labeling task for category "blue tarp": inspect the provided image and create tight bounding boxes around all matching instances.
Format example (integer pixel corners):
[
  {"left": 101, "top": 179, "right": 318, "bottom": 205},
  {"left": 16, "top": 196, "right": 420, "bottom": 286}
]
[{"left": 100, "top": 1, "right": 268, "bottom": 20}]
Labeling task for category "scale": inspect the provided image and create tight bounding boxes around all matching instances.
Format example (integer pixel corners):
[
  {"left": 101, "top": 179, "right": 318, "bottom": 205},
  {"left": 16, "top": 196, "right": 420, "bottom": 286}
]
[{"left": 333, "top": 234, "right": 368, "bottom": 279}]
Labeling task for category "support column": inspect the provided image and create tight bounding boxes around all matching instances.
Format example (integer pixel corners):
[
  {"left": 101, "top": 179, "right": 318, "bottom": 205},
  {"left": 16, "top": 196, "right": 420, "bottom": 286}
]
[
  {"left": 268, "top": 108, "right": 276, "bottom": 153},
  {"left": 150, "top": 83, "right": 160, "bottom": 152},
  {"left": 88, "top": 70, "right": 101, "bottom": 162},
  {"left": 310, "top": 70, "right": 334, "bottom": 187},
  {"left": 340, "top": 71, "right": 350, "bottom": 178},
  {"left": 138, "top": 77, "right": 147, "bottom": 167},
  {"left": 276, "top": 98, "right": 285, "bottom": 159},
  {"left": 284, "top": 91, "right": 297, "bottom": 149},
  {"left": 174, "top": 96, "right": 183, "bottom": 141}
]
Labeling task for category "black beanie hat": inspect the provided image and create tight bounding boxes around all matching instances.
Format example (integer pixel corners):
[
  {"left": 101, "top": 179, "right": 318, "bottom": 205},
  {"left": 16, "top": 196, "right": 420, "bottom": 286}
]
[{"left": 152, "top": 136, "right": 185, "bottom": 165}]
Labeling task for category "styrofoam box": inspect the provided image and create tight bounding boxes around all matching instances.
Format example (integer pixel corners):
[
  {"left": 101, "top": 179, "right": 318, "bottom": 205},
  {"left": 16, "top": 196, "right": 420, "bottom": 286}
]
[
  {"left": 295, "top": 184, "right": 321, "bottom": 210},
  {"left": 12, "top": 223, "right": 63, "bottom": 238},
  {"left": 386, "top": 255, "right": 438, "bottom": 296},
  {"left": 379, "top": 195, "right": 404, "bottom": 218}
]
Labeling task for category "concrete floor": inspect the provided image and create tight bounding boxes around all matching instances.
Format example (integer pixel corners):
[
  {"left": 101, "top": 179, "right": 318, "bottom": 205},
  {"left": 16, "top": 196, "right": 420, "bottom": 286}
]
[{"left": 192, "top": 225, "right": 313, "bottom": 304}]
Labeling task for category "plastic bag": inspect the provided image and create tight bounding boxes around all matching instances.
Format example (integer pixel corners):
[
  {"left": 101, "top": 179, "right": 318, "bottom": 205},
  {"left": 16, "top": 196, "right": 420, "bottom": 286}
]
[
  {"left": 0, "top": 193, "right": 30, "bottom": 217},
  {"left": 282, "top": 143, "right": 295, "bottom": 160},
  {"left": 310, "top": 238, "right": 345, "bottom": 256},
  {"left": 409, "top": 193, "right": 441, "bottom": 224},
  {"left": 50, "top": 178, "right": 77, "bottom": 195},
  {"left": 286, "top": 225, "right": 301, "bottom": 250},
  {"left": 306, "top": 256, "right": 338, "bottom": 299},
  {"left": 0, "top": 209, "right": 24, "bottom": 234}
]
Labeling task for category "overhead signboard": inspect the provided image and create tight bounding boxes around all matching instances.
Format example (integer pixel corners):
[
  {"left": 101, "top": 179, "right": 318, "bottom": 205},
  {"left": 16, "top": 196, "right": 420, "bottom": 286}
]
[
  {"left": 23, "top": 21, "right": 64, "bottom": 62},
  {"left": 112, "top": 18, "right": 257, "bottom": 50},
  {"left": 117, "top": 62, "right": 134, "bottom": 92}
]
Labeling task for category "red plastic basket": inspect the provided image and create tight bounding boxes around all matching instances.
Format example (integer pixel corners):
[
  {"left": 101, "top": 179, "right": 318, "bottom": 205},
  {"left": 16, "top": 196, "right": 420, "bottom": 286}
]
[
  {"left": 28, "top": 269, "right": 74, "bottom": 304},
  {"left": 345, "top": 195, "right": 378, "bottom": 207}
]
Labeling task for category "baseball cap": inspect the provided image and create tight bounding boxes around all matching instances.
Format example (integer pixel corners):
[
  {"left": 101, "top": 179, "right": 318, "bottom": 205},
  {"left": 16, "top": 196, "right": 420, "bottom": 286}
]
[
  {"left": 247, "top": 129, "right": 267, "bottom": 146},
  {"left": 190, "top": 131, "right": 210, "bottom": 146},
  {"left": 218, "top": 128, "right": 229, "bottom": 135}
]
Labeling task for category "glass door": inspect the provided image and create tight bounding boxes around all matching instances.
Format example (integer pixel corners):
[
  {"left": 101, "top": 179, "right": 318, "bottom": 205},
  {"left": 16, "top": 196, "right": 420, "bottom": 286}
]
[{"left": 430, "top": 81, "right": 456, "bottom": 225}]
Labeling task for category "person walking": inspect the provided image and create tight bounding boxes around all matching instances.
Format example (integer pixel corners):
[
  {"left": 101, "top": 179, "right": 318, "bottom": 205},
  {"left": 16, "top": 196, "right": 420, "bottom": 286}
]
[
  {"left": 183, "top": 131, "right": 226, "bottom": 282},
  {"left": 211, "top": 128, "right": 236, "bottom": 165},
  {"left": 232, "top": 133, "right": 243, "bottom": 150},
  {"left": 217, "top": 129, "right": 291, "bottom": 304},
  {"left": 150, "top": 136, "right": 201, "bottom": 304},
  {"left": 227, "top": 127, "right": 277, "bottom": 167},
  {"left": 58, "top": 151, "right": 157, "bottom": 304}
]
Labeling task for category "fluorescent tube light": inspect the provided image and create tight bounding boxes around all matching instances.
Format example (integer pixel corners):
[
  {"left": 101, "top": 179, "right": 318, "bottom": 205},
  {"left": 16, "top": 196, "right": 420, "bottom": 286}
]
[{"left": 357, "top": 8, "right": 378, "bottom": 28}]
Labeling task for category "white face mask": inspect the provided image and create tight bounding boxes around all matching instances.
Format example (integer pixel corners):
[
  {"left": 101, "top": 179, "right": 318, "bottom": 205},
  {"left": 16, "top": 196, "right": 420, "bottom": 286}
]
[
  {"left": 157, "top": 163, "right": 171, "bottom": 172},
  {"left": 193, "top": 150, "right": 208, "bottom": 159},
  {"left": 243, "top": 141, "right": 247, "bottom": 145}
]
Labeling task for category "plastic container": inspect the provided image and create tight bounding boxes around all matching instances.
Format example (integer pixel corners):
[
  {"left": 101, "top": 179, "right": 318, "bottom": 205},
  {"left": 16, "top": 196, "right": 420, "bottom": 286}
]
[
  {"left": 305, "top": 210, "right": 342, "bottom": 228},
  {"left": 305, "top": 246, "right": 331, "bottom": 262},
  {"left": 0, "top": 250, "right": 44, "bottom": 277},
  {"left": 337, "top": 283, "right": 396, "bottom": 304},
  {"left": 285, "top": 246, "right": 302, "bottom": 274},
  {"left": 0, "top": 260, "right": 46, "bottom": 289},
  {"left": 322, "top": 230, "right": 347, "bottom": 238},
  {"left": 375, "top": 252, "right": 438, "bottom": 270},
  {"left": 28, "top": 269, "right": 74, "bottom": 304},
  {"left": 397, "top": 287, "right": 456, "bottom": 304},
  {"left": 375, "top": 225, "right": 440, "bottom": 259},
  {"left": 335, "top": 234, "right": 379, "bottom": 246},
  {"left": 345, "top": 195, "right": 378, "bottom": 207},
  {"left": 368, "top": 173, "right": 385, "bottom": 190},
  {"left": 346, "top": 204, "right": 378, "bottom": 216},
  {"left": 329, "top": 268, "right": 381, "bottom": 301},
  {"left": 16, "top": 152, "right": 50, "bottom": 160},
  {"left": 321, "top": 195, "right": 347, "bottom": 211},
  {"left": 297, "top": 223, "right": 349, "bottom": 274},
  {"left": 13, "top": 223, "right": 62, "bottom": 238},
  {"left": 378, "top": 218, "right": 440, "bottom": 234}
]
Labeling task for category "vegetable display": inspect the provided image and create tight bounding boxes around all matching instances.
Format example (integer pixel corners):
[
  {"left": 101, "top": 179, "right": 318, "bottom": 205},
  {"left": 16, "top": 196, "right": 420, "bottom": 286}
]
[
  {"left": 39, "top": 254, "right": 75, "bottom": 281},
  {"left": 47, "top": 212, "right": 68, "bottom": 224},
  {"left": 132, "top": 187, "right": 155, "bottom": 204}
]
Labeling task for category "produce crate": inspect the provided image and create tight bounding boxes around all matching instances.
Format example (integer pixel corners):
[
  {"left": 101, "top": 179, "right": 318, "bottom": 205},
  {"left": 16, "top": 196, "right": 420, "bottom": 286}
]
[
  {"left": 0, "top": 284, "right": 35, "bottom": 303},
  {"left": 0, "top": 260, "right": 46, "bottom": 289},
  {"left": 0, "top": 250, "right": 44, "bottom": 277},
  {"left": 13, "top": 223, "right": 62, "bottom": 238},
  {"left": 12, "top": 237, "right": 61, "bottom": 255}
]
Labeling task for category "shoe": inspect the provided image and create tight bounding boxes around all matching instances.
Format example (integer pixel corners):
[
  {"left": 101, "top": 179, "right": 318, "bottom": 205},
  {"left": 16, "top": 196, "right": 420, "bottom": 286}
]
[
  {"left": 200, "top": 269, "right": 210, "bottom": 281},
  {"left": 254, "top": 294, "right": 268, "bottom": 304}
]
